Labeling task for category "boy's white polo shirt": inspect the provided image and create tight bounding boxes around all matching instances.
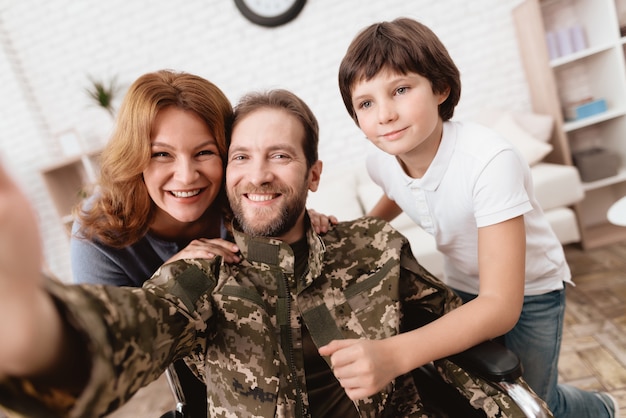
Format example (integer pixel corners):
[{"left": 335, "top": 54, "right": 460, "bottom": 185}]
[{"left": 367, "top": 120, "right": 571, "bottom": 295}]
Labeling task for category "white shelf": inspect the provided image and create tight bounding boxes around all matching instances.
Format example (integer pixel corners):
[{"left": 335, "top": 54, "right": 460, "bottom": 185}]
[
  {"left": 514, "top": 0, "right": 626, "bottom": 249},
  {"left": 581, "top": 168, "right": 626, "bottom": 191},
  {"left": 563, "top": 108, "right": 626, "bottom": 132},
  {"left": 550, "top": 42, "right": 614, "bottom": 68},
  {"left": 41, "top": 149, "right": 101, "bottom": 236}
]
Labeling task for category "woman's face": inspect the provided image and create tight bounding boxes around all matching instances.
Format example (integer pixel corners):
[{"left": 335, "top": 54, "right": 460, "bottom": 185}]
[{"left": 143, "top": 106, "right": 223, "bottom": 225}]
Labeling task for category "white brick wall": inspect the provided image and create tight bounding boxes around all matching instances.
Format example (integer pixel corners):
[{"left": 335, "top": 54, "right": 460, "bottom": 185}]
[{"left": 0, "top": 0, "right": 529, "bottom": 281}]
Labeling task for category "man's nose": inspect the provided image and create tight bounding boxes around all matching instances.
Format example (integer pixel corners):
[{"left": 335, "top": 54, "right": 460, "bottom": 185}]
[{"left": 247, "top": 159, "right": 274, "bottom": 186}]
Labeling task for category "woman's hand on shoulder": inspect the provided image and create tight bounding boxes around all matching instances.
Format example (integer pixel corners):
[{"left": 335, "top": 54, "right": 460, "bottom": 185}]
[
  {"left": 167, "top": 238, "right": 241, "bottom": 264},
  {"left": 308, "top": 208, "right": 338, "bottom": 234}
]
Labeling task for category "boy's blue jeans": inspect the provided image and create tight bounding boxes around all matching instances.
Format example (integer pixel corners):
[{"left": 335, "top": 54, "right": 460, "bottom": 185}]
[{"left": 453, "top": 287, "right": 610, "bottom": 417}]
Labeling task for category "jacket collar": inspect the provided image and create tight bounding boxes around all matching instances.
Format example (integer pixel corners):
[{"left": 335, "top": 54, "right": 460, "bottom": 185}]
[{"left": 231, "top": 214, "right": 326, "bottom": 291}]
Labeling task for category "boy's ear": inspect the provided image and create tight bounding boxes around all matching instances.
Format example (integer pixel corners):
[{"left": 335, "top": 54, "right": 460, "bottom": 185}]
[
  {"left": 438, "top": 87, "right": 451, "bottom": 104},
  {"left": 307, "top": 160, "right": 323, "bottom": 192}
]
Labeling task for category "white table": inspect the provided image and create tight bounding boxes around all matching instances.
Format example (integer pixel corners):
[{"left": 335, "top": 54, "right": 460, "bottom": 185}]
[{"left": 607, "top": 196, "right": 626, "bottom": 226}]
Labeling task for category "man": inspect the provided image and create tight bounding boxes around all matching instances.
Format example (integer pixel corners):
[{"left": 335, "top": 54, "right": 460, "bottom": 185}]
[{"left": 0, "top": 90, "right": 533, "bottom": 417}]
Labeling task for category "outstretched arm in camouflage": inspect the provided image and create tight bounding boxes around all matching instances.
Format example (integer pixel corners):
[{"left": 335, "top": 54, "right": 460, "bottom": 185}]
[
  {"left": 0, "top": 164, "right": 65, "bottom": 381},
  {"left": 0, "top": 165, "right": 88, "bottom": 391}
]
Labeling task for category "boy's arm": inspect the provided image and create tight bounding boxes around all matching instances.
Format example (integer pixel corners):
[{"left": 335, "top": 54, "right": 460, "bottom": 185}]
[{"left": 366, "top": 194, "right": 402, "bottom": 222}]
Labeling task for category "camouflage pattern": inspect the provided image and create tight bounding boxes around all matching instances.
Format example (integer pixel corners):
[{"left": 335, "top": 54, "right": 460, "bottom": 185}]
[{"left": 0, "top": 217, "right": 547, "bottom": 417}]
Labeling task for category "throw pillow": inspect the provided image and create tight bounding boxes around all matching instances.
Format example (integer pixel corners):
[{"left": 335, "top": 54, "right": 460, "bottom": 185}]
[{"left": 491, "top": 113, "right": 553, "bottom": 165}]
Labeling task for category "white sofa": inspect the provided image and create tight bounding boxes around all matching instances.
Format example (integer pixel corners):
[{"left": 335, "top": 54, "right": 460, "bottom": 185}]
[{"left": 308, "top": 112, "right": 585, "bottom": 279}]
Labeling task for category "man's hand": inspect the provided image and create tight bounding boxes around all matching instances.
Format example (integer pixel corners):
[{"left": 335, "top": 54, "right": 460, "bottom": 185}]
[
  {"left": 0, "top": 164, "right": 62, "bottom": 380},
  {"left": 0, "top": 164, "right": 43, "bottom": 289},
  {"left": 318, "top": 338, "right": 400, "bottom": 400}
]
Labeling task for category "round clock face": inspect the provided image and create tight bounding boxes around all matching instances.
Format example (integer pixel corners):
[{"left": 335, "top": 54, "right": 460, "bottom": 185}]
[{"left": 234, "top": 0, "right": 306, "bottom": 27}]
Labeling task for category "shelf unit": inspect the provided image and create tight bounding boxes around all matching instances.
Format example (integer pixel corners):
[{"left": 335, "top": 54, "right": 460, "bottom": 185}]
[
  {"left": 513, "top": 0, "right": 626, "bottom": 249},
  {"left": 40, "top": 150, "right": 101, "bottom": 234}
]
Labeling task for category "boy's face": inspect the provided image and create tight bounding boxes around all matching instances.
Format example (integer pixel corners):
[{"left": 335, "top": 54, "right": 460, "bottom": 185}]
[
  {"left": 226, "top": 107, "right": 322, "bottom": 243},
  {"left": 351, "top": 70, "right": 449, "bottom": 162}
]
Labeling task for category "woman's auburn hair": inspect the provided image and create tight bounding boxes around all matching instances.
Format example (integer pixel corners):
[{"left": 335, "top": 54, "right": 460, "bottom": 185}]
[{"left": 74, "top": 70, "right": 233, "bottom": 248}]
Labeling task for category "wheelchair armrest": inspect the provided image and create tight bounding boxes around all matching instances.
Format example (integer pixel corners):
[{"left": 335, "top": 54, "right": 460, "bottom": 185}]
[
  {"left": 448, "top": 339, "right": 522, "bottom": 382},
  {"left": 402, "top": 309, "right": 523, "bottom": 382}
]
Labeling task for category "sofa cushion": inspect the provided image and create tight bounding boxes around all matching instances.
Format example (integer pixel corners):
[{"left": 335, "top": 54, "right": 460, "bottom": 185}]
[
  {"left": 307, "top": 165, "right": 364, "bottom": 221},
  {"left": 476, "top": 109, "right": 554, "bottom": 143},
  {"left": 531, "top": 163, "right": 584, "bottom": 211}
]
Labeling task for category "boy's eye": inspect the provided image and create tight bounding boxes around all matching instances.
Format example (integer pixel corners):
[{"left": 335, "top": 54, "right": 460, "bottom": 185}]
[
  {"left": 359, "top": 100, "right": 372, "bottom": 109},
  {"left": 396, "top": 86, "right": 408, "bottom": 95}
]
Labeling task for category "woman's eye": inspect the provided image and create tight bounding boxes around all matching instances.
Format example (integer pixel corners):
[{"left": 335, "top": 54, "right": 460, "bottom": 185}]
[
  {"left": 198, "top": 149, "right": 216, "bottom": 157},
  {"left": 151, "top": 151, "right": 169, "bottom": 158}
]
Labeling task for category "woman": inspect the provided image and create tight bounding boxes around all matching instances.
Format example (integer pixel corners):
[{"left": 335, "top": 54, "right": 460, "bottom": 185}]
[
  {"left": 71, "top": 70, "right": 236, "bottom": 417},
  {"left": 72, "top": 70, "right": 239, "bottom": 288}
]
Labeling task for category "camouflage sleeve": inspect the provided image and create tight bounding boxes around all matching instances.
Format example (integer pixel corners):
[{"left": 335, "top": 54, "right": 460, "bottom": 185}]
[{"left": 0, "top": 259, "right": 219, "bottom": 418}]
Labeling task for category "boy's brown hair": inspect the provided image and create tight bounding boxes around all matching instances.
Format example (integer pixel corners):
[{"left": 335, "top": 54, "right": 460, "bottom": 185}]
[{"left": 338, "top": 17, "right": 461, "bottom": 124}]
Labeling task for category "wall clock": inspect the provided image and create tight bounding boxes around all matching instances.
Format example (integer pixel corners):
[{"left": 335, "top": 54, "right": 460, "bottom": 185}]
[{"left": 234, "top": 0, "right": 306, "bottom": 27}]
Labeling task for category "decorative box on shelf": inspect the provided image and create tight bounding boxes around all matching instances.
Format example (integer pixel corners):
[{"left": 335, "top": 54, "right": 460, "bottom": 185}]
[
  {"left": 565, "top": 98, "right": 607, "bottom": 121},
  {"left": 572, "top": 147, "right": 620, "bottom": 182}
]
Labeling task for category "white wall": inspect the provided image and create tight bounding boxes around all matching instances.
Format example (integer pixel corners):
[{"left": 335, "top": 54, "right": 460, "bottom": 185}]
[{"left": 0, "top": 0, "right": 530, "bottom": 281}]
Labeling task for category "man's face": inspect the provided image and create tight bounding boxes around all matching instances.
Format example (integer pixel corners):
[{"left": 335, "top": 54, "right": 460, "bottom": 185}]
[{"left": 226, "top": 108, "right": 321, "bottom": 243}]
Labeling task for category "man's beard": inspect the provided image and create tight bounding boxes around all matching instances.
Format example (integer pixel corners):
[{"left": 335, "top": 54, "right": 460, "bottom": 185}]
[{"left": 228, "top": 181, "right": 308, "bottom": 237}]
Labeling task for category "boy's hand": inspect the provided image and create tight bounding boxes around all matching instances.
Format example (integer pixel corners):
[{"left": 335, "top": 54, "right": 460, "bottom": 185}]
[
  {"left": 319, "top": 338, "right": 399, "bottom": 400},
  {"left": 307, "top": 208, "right": 338, "bottom": 234}
]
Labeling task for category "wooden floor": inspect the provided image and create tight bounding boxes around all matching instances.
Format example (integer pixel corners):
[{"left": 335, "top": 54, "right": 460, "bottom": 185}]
[
  {"left": 558, "top": 241, "right": 626, "bottom": 416},
  {"left": 1, "top": 242, "right": 624, "bottom": 417}
]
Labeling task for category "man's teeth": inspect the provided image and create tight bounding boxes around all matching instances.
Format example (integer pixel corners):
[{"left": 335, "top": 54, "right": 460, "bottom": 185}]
[
  {"left": 171, "top": 189, "right": 201, "bottom": 198},
  {"left": 247, "top": 194, "right": 274, "bottom": 202}
]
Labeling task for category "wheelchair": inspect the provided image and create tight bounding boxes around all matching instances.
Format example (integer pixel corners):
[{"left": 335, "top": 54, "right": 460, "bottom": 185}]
[
  {"left": 160, "top": 307, "right": 553, "bottom": 418},
  {"left": 159, "top": 338, "right": 552, "bottom": 418}
]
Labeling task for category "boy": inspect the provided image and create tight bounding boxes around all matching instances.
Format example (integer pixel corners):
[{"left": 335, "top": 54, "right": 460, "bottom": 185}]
[{"left": 337, "top": 17, "right": 618, "bottom": 418}]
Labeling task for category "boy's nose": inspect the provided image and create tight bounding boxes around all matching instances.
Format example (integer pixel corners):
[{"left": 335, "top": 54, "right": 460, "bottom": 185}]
[{"left": 378, "top": 101, "right": 398, "bottom": 123}]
